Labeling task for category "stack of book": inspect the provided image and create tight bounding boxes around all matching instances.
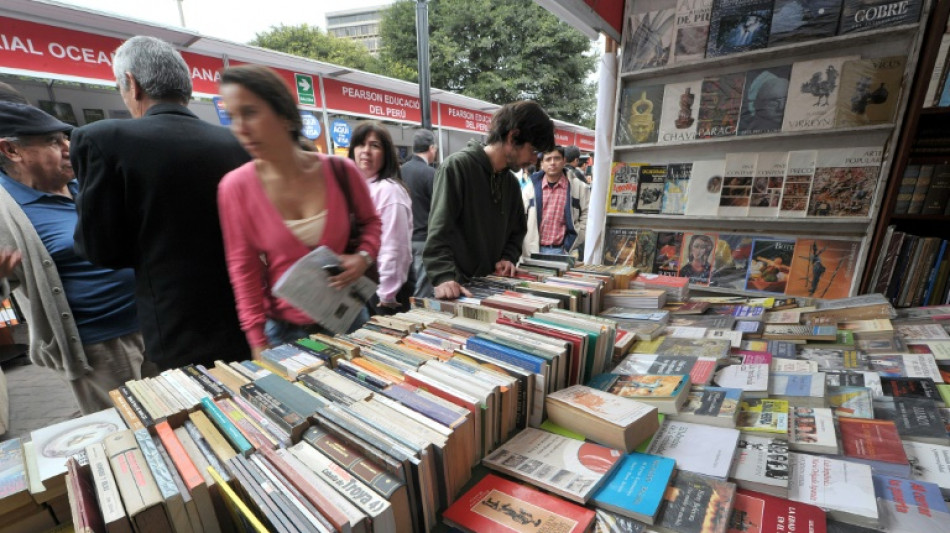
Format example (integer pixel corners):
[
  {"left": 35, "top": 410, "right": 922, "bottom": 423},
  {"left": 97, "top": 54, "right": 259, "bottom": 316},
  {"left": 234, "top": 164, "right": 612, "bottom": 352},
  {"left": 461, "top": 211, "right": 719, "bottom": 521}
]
[{"left": 11, "top": 259, "right": 950, "bottom": 533}]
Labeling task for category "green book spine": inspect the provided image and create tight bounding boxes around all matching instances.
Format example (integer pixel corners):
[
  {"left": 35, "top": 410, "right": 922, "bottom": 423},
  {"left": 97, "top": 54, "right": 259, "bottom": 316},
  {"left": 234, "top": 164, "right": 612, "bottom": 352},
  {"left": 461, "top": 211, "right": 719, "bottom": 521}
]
[{"left": 200, "top": 397, "right": 253, "bottom": 457}]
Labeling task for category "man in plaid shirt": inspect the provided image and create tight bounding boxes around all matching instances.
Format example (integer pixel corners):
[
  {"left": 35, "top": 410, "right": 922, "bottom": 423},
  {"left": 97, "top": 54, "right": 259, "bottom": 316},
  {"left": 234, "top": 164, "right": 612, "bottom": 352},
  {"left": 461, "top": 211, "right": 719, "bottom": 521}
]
[{"left": 525, "top": 146, "right": 590, "bottom": 258}]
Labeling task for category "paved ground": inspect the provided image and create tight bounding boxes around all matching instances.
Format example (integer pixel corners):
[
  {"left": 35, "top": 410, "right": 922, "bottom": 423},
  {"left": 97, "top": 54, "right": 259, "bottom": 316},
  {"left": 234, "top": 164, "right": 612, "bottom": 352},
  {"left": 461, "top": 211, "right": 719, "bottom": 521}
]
[{"left": 1, "top": 357, "right": 80, "bottom": 441}]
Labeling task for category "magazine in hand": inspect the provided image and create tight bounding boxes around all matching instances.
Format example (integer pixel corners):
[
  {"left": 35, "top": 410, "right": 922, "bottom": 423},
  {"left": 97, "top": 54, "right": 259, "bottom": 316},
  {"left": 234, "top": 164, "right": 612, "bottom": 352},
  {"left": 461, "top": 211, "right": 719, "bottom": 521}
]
[{"left": 273, "top": 246, "right": 376, "bottom": 334}]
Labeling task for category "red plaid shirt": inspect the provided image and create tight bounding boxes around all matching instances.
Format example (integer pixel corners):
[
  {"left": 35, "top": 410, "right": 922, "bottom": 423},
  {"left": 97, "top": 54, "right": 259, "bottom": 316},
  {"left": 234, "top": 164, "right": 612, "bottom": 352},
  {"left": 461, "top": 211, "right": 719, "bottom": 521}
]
[{"left": 539, "top": 174, "right": 568, "bottom": 246}]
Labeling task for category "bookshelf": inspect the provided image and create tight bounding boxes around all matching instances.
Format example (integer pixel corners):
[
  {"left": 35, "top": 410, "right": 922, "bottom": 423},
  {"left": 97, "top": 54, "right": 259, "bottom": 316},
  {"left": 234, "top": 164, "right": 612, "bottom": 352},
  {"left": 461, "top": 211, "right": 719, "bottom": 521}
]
[
  {"left": 862, "top": 0, "right": 950, "bottom": 300},
  {"left": 601, "top": 0, "right": 936, "bottom": 300}
]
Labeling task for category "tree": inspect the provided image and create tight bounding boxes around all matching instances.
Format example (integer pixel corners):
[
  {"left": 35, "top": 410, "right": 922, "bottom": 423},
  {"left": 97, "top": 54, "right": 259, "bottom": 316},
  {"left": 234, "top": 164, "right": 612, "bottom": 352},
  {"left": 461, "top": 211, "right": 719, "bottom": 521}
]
[
  {"left": 251, "top": 24, "right": 382, "bottom": 74},
  {"left": 379, "top": 0, "right": 598, "bottom": 126}
]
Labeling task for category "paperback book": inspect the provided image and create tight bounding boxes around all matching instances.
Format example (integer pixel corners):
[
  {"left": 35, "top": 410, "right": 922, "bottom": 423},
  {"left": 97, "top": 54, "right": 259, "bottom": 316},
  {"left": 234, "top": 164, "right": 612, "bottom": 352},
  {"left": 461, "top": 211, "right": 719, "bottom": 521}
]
[
  {"left": 748, "top": 151, "right": 788, "bottom": 217},
  {"left": 706, "top": 0, "right": 773, "bottom": 57},
  {"left": 788, "top": 453, "right": 879, "bottom": 528},
  {"left": 443, "top": 473, "right": 595, "bottom": 533},
  {"left": 718, "top": 152, "right": 757, "bottom": 216},
  {"left": 729, "top": 435, "right": 791, "bottom": 497},
  {"left": 617, "top": 83, "right": 664, "bottom": 146},
  {"left": 779, "top": 150, "right": 817, "bottom": 217},
  {"left": 679, "top": 232, "right": 718, "bottom": 286},
  {"left": 738, "top": 66, "right": 792, "bottom": 136},
  {"left": 607, "top": 162, "right": 642, "bottom": 214},
  {"left": 684, "top": 159, "right": 727, "bottom": 216},
  {"left": 786, "top": 238, "right": 860, "bottom": 299},
  {"left": 672, "top": 386, "right": 742, "bottom": 427},
  {"left": 806, "top": 147, "right": 882, "bottom": 217},
  {"left": 697, "top": 73, "right": 745, "bottom": 139},
  {"left": 655, "top": 471, "right": 736, "bottom": 533},
  {"left": 653, "top": 232, "right": 685, "bottom": 276},
  {"left": 745, "top": 237, "right": 795, "bottom": 294},
  {"left": 661, "top": 162, "right": 692, "bottom": 214},
  {"left": 789, "top": 406, "right": 838, "bottom": 454},
  {"left": 672, "top": 0, "right": 714, "bottom": 64},
  {"left": 872, "top": 474, "right": 950, "bottom": 531},
  {"left": 836, "top": 56, "right": 906, "bottom": 127},
  {"left": 621, "top": 8, "right": 676, "bottom": 73},
  {"left": 784, "top": 56, "right": 859, "bottom": 132},
  {"left": 591, "top": 452, "right": 676, "bottom": 524},
  {"left": 636, "top": 165, "right": 668, "bottom": 214},
  {"left": 838, "top": 0, "right": 923, "bottom": 34},
  {"left": 710, "top": 233, "right": 754, "bottom": 290},
  {"left": 769, "top": 0, "right": 844, "bottom": 45},
  {"left": 659, "top": 81, "right": 702, "bottom": 145},
  {"left": 482, "top": 428, "right": 622, "bottom": 504},
  {"left": 646, "top": 420, "right": 741, "bottom": 479}
]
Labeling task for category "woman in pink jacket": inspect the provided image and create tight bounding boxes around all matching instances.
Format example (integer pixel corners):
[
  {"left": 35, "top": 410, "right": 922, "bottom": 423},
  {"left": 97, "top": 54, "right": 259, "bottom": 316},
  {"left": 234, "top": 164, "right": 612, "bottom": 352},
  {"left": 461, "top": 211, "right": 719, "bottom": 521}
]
[
  {"left": 348, "top": 122, "right": 414, "bottom": 314},
  {"left": 216, "top": 65, "right": 381, "bottom": 358}
]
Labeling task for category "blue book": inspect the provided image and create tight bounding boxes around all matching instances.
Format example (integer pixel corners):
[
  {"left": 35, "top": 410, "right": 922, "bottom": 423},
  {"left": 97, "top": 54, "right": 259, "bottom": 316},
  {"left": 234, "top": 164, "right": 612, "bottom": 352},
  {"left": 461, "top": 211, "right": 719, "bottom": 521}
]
[
  {"left": 591, "top": 452, "right": 675, "bottom": 524},
  {"left": 465, "top": 337, "right": 546, "bottom": 374},
  {"left": 873, "top": 474, "right": 950, "bottom": 530},
  {"left": 922, "top": 240, "right": 948, "bottom": 305},
  {"left": 200, "top": 397, "right": 254, "bottom": 456},
  {"left": 380, "top": 385, "right": 468, "bottom": 430}
]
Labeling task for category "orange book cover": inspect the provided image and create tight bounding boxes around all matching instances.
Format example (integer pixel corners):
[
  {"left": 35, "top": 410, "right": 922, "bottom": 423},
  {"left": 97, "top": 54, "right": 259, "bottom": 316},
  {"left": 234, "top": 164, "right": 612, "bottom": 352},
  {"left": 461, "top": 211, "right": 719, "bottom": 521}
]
[
  {"left": 109, "top": 389, "right": 144, "bottom": 431},
  {"left": 154, "top": 421, "right": 203, "bottom": 491},
  {"left": 786, "top": 239, "right": 859, "bottom": 299}
]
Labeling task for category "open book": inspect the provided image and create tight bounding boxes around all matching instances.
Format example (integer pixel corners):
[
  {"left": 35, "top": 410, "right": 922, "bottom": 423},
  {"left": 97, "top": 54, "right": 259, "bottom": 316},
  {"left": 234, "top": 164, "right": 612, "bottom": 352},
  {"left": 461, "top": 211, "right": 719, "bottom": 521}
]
[{"left": 272, "top": 246, "right": 376, "bottom": 333}]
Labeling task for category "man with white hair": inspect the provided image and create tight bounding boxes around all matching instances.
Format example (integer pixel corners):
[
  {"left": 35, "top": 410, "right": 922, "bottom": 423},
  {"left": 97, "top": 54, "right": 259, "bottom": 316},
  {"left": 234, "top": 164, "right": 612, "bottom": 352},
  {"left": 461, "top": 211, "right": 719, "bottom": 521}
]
[{"left": 71, "top": 36, "right": 250, "bottom": 370}]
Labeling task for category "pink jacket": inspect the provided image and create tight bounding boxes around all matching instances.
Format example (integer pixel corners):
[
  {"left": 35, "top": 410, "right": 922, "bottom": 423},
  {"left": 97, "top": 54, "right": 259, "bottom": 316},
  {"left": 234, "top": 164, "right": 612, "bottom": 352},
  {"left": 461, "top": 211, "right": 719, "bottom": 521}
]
[
  {"left": 218, "top": 155, "right": 382, "bottom": 347},
  {"left": 366, "top": 177, "right": 413, "bottom": 303}
]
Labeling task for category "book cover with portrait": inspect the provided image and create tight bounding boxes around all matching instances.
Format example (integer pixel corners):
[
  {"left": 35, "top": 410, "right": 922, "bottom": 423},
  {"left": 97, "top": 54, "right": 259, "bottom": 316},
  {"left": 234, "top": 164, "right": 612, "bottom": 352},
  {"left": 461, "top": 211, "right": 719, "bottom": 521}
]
[
  {"left": 769, "top": 0, "right": 844, "bottom": 46},
  {"left": 745, "top": 237, "right": 795, "bottom": 294},
  {"left": 738, "top": 65, "right": 792, "bottom": 136},
  {"left": 698, "top": 73, "right": 745, "bottom": 138},
  {"left": 706, "top": 0, "right": 773, "bottom": 57},
  {"left": 778, "top": 150, "right": 817, "bottom": 218},
  {"left": 835, "top": 55, "right": 906, "bottom": 127},
  {"left": 679, "top": 232, "right": 719, "bottom": 286},
  {"left": 786, "top": 238, "right": 860, "bottom": 299},
  {"left": 616, "top": 83, "right": 664, "bottom": 146}
]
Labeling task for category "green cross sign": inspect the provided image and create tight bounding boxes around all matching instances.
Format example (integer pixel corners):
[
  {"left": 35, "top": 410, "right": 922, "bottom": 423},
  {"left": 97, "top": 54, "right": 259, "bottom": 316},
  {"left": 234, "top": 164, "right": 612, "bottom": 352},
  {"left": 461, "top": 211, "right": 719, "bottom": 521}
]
[{"left": 295, "top": 73, "right": 315, "bottom": 105}]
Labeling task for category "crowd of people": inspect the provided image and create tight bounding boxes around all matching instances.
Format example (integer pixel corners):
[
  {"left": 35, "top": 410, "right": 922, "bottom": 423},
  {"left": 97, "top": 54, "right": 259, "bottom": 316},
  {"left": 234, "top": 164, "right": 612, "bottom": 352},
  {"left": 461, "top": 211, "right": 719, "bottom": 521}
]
[{"left": 0, "top": 35, "right": 592, "bottom": 414}]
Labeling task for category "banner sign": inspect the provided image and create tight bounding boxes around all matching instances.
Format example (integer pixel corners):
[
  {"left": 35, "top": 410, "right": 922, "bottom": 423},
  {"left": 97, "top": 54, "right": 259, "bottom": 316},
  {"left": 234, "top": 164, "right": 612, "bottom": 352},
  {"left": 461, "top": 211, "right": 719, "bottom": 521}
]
[
  {"left": 439, "top": 104, "right": 493, "bottom": 134},
  {"left": 576, "top": 133, "right": 595, "bottom": 152},
  {"left": 554, "top": 128, "right": 573, "bottom": 147},
  {"left": 323, "top": 78, "right": 429, "bottom": 123}
]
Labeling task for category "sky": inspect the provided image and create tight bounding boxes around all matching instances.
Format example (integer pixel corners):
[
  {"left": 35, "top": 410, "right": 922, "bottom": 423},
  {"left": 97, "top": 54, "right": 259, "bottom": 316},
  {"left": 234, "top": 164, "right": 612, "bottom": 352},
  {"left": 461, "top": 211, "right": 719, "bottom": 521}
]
[{"left": 58, "top": 0, "right": 395, "bottom": 43}]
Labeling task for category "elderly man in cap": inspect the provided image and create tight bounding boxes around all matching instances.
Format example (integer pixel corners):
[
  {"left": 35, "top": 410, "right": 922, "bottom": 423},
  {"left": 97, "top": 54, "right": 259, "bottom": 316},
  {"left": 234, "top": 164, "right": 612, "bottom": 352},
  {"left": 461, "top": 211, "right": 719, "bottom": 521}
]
[
  {"left": 0, "top": 102, "right": 145, "bottom": 413},
  {"left": 401, "top": 129, "right": 438, "bottom": 297}
]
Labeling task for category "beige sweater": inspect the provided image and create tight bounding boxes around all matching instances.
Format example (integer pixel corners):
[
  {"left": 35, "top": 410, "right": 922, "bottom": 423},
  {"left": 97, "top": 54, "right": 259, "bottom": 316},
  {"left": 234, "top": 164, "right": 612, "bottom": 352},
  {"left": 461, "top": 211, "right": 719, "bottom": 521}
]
[{"left": 0, "top": 186, "right": 91, "bottom": 380}]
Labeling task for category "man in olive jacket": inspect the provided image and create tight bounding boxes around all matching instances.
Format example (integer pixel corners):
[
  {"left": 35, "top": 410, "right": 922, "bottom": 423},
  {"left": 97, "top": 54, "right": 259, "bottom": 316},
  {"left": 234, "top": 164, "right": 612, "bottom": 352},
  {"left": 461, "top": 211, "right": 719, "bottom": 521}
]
[{"left": 424, "top": 101, "right": 555, "bottom": 299}]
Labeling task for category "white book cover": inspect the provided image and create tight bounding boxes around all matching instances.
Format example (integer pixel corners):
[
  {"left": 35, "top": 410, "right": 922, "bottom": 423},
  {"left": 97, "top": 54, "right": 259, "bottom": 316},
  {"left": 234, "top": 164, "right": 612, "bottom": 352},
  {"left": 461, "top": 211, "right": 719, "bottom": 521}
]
[
  {"left": 31, "top": 407, "right": 126, "bottom": 485},
  {"left": 903, "top": 441, "right": 950, "bottom": 496},
  {"left": 788, "top": 406, "right": 838, "bottom": 452},
  {"left": 718, "top": 152, "right": 757, "bottom": 217},
  {"left": 547, "top": 385, "right": 656, "bottom": 427},
  {"left": 672, "top": 0, "right": 713, "bottom": 64},
  {"left": 771, "top": 359, "right": 819, "bottom": 373},
  {"left": 729, "top": 435, "right": 789, "bottom": 492},
  {"left": 714, "top": 364, "right": 769, "bottom": 394},
  {"left": 705, "top": 329, "right": 743, "bottom": 348},
  {"left": 645, "top": 420, "right": 739, "bottom": 479},
  {"left": 788, "top": 453, "right": 878, "bottom": 525},
  {"left": 783, "top": 55, "right": 860, "bottom": 132},
  {"left": 869, "top": 354, "right": 944, "bottom": 382},
  {"left": 778, "top": 150, "right": 817, "bottom": 218},
  {"left": 769, "top": 372, "right": 825, "bottom": 398},
  {"left": 748, "top": 151, "right": 788, "bottom": 217},
  {"left": 684, "top": 159, "right": 726, "bottom": 216},
  {"left": 658, "top": 80, "right": 702, "bottom": 144},
  {"left": 666, "top": 326, "right": 708, "bottom": 339},
  {"left": 896, "top": 323, "right": 950, "bottom": 341},
  {"left": 482, "top": 427, "right": 622, "bottom": 503}
]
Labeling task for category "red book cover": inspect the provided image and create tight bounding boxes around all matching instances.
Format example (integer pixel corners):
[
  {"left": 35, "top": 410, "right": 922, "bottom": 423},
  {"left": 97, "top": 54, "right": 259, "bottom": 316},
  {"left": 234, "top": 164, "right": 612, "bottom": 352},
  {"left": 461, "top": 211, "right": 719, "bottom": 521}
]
[
  {"left": 837, "top": 418, "right": 909, "bottom": 465},
  {"left": 443, "top": 473, "right": 594, "bottom": 533},
  {"left": 728, "top": 489, "right": 826, "bottom": 533}
]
